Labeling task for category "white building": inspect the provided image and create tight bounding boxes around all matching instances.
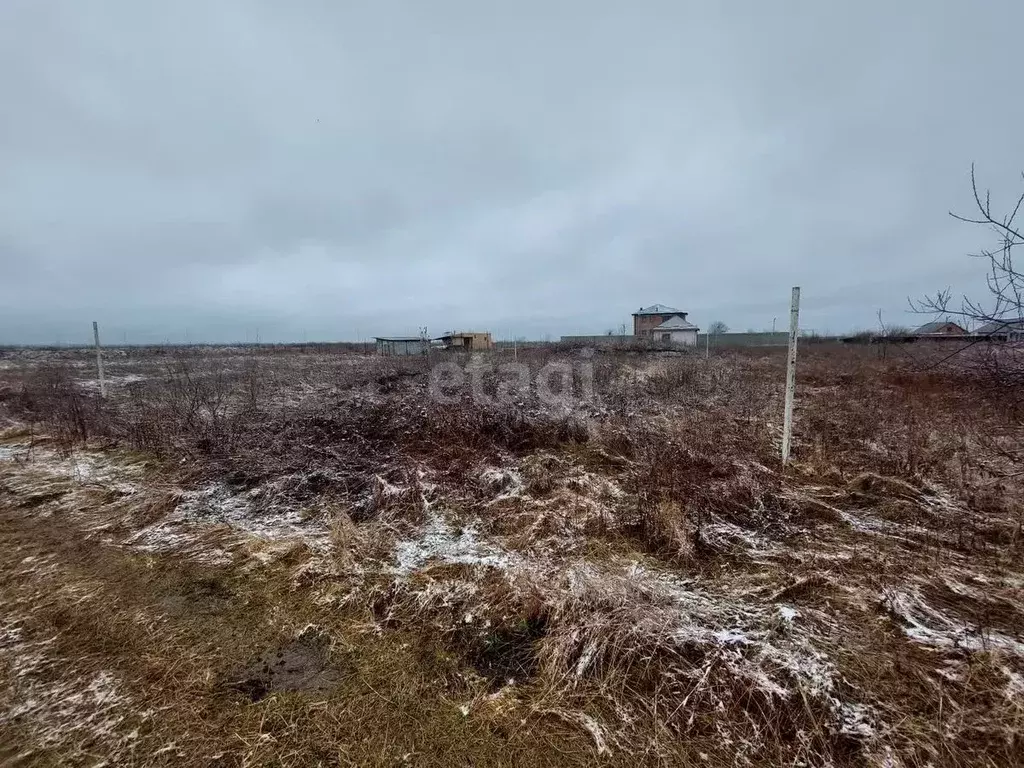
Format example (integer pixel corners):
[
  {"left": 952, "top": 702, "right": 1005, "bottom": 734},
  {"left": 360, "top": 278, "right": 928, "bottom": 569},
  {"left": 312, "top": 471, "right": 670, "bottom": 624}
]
[{"left": 649, "top": 314, "right": 699, "bottom": 346}]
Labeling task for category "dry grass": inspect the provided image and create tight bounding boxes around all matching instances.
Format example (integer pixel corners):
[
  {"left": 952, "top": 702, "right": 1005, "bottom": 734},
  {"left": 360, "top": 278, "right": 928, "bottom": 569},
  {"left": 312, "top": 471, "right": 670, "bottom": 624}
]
[{"left": 0, "top": 342, "right": 1022, "bottom": 766}]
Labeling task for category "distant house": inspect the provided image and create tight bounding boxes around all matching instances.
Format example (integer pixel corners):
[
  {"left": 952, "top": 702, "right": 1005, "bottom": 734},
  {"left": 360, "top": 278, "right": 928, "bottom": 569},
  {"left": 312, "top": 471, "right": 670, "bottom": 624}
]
[
  {"left": 633, "top": 304, "right": 699, "bottom": 346},
  {"left": 975, "top": 318, "right": 1024, "bottom": 341},
  {"left": 912, "top": 320, "right": 967, "bottom": 338},
  {"left": 437, "top": 331, "right": 493, "bottom": 351},
  {"left": 375, "top": 336, "right": 428, "bottom": 356}
]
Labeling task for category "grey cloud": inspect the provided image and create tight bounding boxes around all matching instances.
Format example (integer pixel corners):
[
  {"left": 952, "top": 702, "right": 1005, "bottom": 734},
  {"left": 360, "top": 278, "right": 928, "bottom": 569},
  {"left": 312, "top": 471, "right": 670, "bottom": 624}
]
[{"left": 1, "top": 0, "right": 1022, "bottom": 344}]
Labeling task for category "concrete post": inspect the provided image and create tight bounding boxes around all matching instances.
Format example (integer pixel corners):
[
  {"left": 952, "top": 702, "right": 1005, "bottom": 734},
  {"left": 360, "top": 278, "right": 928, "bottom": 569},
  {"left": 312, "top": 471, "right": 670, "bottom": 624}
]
[
  {"left": 93, "top": 321, "right": 107, "bottom": 397},
  {"left": 781, "top": 287, "right": 800, "bottom": 464}
]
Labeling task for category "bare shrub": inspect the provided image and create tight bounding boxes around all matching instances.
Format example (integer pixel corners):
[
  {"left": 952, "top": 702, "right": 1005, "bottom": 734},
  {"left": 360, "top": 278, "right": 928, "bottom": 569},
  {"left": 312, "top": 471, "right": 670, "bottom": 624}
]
[{"left": 12, "top": 365, "right": 104, "bottom": 449}]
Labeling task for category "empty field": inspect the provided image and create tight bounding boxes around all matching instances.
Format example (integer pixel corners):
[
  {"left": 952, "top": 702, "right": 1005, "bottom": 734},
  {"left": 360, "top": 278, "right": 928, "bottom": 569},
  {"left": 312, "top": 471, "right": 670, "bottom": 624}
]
[{"left": 0, "top": 343, "right": 1021, "bottom": 767}]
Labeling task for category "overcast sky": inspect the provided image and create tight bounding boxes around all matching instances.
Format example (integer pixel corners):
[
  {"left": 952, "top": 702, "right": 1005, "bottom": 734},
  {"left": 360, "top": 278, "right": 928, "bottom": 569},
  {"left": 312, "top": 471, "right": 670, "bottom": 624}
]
[{"left": 2, "top": 1, "right": 1022, "bottom": 344}]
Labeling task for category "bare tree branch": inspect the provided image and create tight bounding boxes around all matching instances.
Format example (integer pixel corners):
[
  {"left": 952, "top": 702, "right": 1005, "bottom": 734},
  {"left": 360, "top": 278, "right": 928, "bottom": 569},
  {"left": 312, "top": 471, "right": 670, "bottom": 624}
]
[
  {"left": 948, "top": 165, "right": 1024, "bottom": 245},
  {"left": 909, "top": 167, "right": 1024, "bottom": 421}
]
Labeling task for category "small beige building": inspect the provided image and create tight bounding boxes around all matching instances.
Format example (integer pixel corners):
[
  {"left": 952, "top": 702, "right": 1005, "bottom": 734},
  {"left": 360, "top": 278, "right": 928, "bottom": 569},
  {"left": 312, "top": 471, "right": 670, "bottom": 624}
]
[{"left": 437, "top": 331, "right": 493, "bottom": 351}]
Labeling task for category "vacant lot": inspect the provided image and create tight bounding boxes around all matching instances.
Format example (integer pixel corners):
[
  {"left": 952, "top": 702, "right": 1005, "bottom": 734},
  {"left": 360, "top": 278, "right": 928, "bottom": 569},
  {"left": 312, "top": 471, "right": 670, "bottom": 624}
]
[{"left": 0, "top": 342, "right": 1021, "bottom": 766}]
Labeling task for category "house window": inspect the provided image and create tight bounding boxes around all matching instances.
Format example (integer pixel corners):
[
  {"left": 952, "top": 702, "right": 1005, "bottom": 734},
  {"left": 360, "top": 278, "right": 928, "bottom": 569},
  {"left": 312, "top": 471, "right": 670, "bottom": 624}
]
[{"left": 661, "top": 333, "right": 671, "bottom": 342}]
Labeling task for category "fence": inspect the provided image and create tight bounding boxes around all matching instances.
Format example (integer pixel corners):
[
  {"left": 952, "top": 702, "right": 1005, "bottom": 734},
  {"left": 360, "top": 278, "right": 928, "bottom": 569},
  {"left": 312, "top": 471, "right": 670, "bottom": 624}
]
[{"left": 559, "top": 332, "right": 792, "bottom": 348}]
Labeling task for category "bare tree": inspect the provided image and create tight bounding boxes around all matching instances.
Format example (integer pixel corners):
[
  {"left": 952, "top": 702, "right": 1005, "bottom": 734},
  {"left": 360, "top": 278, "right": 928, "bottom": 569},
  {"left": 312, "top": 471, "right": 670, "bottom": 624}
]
[
  {"left": 913, "top": 166, "right": 1024, "bottom": 475},
  {"left": 913, "top": 167, "right": 1024, "bottom": 392},
  {"left": 876, "top": 310, "right": 912, "bottom": 339},
  {"left": 915, "top": 165, "right": 1024, "bottom": 333},
  {"left": 708, "top": 320, "right": 729, "bottom": 335},
  {"left": 873, "top": 310, "right": 912, "bottom": 359}
]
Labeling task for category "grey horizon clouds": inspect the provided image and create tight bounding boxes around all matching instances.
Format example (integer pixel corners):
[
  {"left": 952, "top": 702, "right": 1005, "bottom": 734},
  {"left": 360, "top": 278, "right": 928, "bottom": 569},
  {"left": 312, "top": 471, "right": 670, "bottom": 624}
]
[{"left": 1, "top": 0, "right": 1022, "bottom": 344}]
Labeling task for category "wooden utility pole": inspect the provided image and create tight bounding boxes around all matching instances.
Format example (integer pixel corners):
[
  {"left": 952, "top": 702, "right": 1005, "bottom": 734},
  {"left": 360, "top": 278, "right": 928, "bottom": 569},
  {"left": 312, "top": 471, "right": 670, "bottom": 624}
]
[
  {"left": 781, "top": 287, "right": 800, "bottom": 464},
  {"left": 93, "top": 321, "right": 107, "bottom": 397}
]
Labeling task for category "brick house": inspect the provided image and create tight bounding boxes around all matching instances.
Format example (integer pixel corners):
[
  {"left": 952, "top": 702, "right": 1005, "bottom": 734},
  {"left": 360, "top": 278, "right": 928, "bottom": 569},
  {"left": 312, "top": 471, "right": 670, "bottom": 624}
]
[
  {"left": 632, "top": 304, "right": 699, "bottom": 346},
  {"left": 911, "top": 321, "right": 967, "bottom": 337}
]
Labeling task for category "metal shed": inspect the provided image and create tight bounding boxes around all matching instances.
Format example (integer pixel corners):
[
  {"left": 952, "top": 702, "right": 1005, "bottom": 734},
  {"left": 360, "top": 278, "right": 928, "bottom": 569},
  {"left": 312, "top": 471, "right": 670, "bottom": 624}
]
[{"left": 375, "top": 337, "right": 428, "bottom": 356}]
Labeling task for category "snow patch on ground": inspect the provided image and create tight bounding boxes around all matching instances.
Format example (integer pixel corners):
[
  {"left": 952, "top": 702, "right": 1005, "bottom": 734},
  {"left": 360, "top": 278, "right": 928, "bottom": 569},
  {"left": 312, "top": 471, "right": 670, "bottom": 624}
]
[
  {"left": 0, "top": 620, "right": 140, "bottom": 753},
  {"left": 79, "top": 373, "right": 148, "bottom": 392},
  {"left": 1, "top": 438, "right": 328, "bottom": 563},
  {"left": 123, "top": 519, "right": 234, "bottom": 565},
  {"left": 838, "top": 702, "right": 878, "bottom": 739},
  {"left": 386, "top": 529, "right": 861, "bottom": 735},
  {"left": 121, "top": 482, "right": 330, "bottom": 563},
  {"left": 176, "top": 483, "right": 327, "bottom": 543},
  {"left": 703, "top": 520, "right": 781, "bottom": 557},
  {"left": 884, "top": 587, "right": 1024, "bottom": 655},
  {"left": 394, "top": 512, "right": 517, "bottom": 575},
  {"left": 0, "top": 445, "right": 23, "bottom": 461},
  {"left": 0, "top": 444, "right": 143, "bottom": 496}
]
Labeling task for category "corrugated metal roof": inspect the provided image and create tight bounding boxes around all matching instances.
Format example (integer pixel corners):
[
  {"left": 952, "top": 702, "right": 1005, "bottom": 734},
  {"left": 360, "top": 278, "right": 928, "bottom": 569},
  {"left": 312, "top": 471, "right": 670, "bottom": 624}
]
[
  {"left": 912, "top": 321, "right": 965, "bottom": 334},
  {"left": 634, "top": 304, "right": 683, "bottom": 316},
  {"left": 975, "top": 318, "right": 1024, "bottom": 335},
  {"left": 653, "top": 314, "right": 698, "bottom": 330}
]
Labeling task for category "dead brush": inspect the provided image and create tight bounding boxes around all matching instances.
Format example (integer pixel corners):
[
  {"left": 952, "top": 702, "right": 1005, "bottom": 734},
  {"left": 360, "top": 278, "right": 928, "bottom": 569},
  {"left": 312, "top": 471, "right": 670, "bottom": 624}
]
[
  {"left": 536, "top": 585, "right": 694, "bottom": 694},
  {"left": 627, "top": 498, "right": 696, "bottom": 561},
  {"left": 519, "top": 452, "right": 564, "bottom": 497},
  {"left": 604, "top": 415, "right": 782, "bottom": 561},
  {"left": 329, "top": 508, "right": 362, "bottom": 568},
  {"left": 520, "top": 565, "right": 863, "bottom": 763},
  {"left": 11, "top": 364, "right": 106, "bottom": 450},
  {"left": 834, "top": 617, "right": 1024, "bottom": 766},
  {"left": 640, "top": 358, "right": 702, "bottom": 401},
  {"left": 6, "top": 344, "right": 1024, "bottom": 764},
  {"left": 355, "top": 473, "right": 426, "bottom": 525},
  {"left": 343, "top": 544, "right": 870, "bottom": 761},
  {"left": 410, "top": 401, "right": 589, "bottom": 467},
  {"left": 349, "top": 564, "right": 551, "bottom": 690}
]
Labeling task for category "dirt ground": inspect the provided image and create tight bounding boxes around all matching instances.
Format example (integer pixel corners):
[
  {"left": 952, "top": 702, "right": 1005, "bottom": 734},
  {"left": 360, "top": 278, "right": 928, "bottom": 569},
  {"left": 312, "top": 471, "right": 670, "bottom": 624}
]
[{"left": 0, "top": 342, "right": 1021, "bottom": 766}]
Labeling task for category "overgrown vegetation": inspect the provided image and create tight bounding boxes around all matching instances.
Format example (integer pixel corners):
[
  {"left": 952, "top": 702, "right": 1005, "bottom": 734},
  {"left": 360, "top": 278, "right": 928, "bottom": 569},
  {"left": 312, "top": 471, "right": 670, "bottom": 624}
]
[{"left": 0, "top": 341, "right": 1022, "bottom": 766}]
